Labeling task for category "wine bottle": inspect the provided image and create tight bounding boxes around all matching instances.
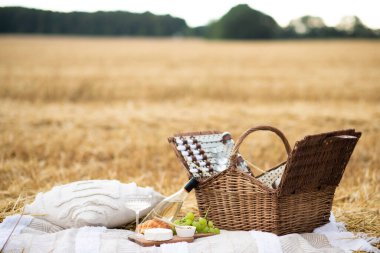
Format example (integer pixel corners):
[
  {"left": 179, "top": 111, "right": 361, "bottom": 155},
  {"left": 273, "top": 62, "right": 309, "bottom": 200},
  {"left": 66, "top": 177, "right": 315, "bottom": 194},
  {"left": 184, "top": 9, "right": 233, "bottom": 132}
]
[{"left": 141, "top": 178, "right": 199, "bottom": 224}]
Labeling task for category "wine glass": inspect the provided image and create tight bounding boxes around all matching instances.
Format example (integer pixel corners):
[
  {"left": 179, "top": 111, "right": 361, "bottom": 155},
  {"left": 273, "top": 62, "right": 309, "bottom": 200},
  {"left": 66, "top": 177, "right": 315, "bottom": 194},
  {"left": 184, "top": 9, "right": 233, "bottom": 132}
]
[{"left": 125, "top": 194, "right": 153, "bottom": 235}]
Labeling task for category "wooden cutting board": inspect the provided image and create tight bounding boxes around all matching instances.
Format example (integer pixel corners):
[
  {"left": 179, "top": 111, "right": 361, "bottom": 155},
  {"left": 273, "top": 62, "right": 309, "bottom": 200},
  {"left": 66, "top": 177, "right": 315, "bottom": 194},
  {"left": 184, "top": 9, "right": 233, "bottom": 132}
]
[
  {"left": 128, "top": 235, "right": 194, "bottom": 247},
  {"left": 128, "top": 233, "right": 215, "bottom": 247},
  {"left": 194, "top": 233, "right": 215, "bottom": 239}
]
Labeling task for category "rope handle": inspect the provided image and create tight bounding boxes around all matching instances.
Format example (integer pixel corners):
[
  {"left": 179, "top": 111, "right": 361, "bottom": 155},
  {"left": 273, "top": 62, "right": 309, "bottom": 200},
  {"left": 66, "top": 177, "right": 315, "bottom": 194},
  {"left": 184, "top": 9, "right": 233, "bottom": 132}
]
[{"left": 230, "top": 126, "right": 292, "bottom": 166}]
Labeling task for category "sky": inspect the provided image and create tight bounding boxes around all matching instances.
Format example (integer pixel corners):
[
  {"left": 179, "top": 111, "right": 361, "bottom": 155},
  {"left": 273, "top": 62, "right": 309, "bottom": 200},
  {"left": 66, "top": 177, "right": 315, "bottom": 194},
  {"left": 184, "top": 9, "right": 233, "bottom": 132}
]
[{"left": 1, "top": 0, "right": 379, "bottom": 29}]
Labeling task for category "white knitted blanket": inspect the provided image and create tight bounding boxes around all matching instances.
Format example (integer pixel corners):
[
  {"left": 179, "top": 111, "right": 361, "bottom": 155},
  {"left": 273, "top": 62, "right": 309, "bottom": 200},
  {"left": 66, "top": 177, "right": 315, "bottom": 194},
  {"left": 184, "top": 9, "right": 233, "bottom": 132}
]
[{"left": 1, "top": 213, "right": 378, "bottom": 253}]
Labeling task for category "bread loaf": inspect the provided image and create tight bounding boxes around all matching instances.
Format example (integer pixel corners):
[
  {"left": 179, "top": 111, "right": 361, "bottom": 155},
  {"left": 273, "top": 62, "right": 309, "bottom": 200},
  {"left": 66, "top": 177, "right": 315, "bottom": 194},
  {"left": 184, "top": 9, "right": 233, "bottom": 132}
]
[{"left": 137, "top": 218, "right": 171, "bottom": 234}]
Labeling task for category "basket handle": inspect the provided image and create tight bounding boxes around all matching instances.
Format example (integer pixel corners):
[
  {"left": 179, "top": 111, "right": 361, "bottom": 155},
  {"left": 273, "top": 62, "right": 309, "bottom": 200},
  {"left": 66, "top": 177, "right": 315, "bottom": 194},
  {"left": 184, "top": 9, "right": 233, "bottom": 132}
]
[{"left": 230, "top": 126, "right": 292, "bottom": 165}]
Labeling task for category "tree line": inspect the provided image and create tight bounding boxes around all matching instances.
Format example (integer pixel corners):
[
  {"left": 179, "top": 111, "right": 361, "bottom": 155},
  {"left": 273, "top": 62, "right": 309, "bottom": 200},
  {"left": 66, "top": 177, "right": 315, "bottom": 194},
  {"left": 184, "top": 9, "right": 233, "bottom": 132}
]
[
  {"left": 0, "top": 7, "right": 187, "bottom": 36},
  {"left": 0, "top": 5, "right": 379, "bottom": 39}
]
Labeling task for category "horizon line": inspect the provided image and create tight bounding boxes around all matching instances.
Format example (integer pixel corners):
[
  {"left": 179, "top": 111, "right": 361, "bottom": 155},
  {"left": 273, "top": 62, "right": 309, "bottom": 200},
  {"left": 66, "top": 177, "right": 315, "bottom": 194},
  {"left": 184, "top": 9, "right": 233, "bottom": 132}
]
[{"left": 1, "top": 4, "right": 379, "bottom": 30}]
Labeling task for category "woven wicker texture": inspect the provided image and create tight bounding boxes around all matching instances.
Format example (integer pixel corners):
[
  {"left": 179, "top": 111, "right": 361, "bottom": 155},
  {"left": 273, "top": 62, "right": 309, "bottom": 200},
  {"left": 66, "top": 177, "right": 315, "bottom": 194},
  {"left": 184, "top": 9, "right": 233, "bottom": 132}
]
[
  {"left": 169, "top": 126, "right": 361, "bottom": 235},
  {"left": 278, "top": 129, "right": 361, "bottom": 195}
]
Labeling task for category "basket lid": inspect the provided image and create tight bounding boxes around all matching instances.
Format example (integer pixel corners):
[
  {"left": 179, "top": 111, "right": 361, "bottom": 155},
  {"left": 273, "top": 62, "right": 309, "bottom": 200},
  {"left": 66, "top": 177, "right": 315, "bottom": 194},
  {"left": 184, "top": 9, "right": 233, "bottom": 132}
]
[
  {"left": 278, "top": 129, "right": 361, "bottom": 195},
  {"left": 168, "top": 130, "right": 224, "bottom": 181}
]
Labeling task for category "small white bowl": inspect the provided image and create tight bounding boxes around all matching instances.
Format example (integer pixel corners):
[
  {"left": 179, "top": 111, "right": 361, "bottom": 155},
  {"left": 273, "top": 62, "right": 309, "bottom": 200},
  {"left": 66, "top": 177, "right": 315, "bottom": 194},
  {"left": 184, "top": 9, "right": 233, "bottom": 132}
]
[{"left": 175, "top": 225, "right": 196, "bottom": 238}]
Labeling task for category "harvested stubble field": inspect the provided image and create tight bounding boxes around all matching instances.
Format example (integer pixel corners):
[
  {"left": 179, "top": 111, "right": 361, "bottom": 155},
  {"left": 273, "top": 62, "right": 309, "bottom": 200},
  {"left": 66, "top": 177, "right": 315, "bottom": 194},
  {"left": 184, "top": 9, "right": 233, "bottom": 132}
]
[{"left": 0, "top": 36, "right": 379, "bottom": 238}]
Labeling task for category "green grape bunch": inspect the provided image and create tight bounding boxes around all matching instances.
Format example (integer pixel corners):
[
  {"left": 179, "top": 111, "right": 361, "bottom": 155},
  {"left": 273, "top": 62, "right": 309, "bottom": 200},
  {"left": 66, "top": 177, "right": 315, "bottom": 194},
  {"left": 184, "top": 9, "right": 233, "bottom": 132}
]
[{"left": 174, "top": 212, "right": 220, "bottom": 234}]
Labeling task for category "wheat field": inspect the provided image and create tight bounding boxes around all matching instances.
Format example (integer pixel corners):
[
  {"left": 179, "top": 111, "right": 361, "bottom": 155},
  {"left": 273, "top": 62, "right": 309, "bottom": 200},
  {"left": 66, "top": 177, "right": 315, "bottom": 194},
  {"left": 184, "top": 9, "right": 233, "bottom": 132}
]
[{"left": 0, "top": 36, "right": 379, "bottom": 238}]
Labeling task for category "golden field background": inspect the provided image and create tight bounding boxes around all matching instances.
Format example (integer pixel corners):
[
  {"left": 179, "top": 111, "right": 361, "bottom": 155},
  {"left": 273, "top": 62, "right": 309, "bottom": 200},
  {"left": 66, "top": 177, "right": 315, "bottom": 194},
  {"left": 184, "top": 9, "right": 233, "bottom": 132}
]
[{"left": 0, "top": 36, "right": 379, "bottom": 237}]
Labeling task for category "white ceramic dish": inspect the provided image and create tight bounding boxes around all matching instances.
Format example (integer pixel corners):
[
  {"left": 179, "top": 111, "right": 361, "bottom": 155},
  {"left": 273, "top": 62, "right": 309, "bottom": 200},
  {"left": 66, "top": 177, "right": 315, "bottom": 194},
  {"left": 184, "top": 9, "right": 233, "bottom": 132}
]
[{"left": 175, "top": 225, "right": 196, "bottom": 238}]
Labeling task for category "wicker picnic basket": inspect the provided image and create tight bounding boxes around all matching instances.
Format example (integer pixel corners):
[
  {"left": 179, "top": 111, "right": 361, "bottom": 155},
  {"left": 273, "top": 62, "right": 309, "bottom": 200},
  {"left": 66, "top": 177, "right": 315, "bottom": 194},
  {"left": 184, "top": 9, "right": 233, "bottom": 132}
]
[{"left": 168, "top": 126, "right": 361, "bottom": 235}]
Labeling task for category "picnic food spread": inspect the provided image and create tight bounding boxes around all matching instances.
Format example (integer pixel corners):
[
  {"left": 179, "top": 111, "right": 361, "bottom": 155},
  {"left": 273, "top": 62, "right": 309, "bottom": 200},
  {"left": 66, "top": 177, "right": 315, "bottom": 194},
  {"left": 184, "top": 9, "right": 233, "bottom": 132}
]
[{"left": 130, "top": 211, "right": 220, "bottom": 246}]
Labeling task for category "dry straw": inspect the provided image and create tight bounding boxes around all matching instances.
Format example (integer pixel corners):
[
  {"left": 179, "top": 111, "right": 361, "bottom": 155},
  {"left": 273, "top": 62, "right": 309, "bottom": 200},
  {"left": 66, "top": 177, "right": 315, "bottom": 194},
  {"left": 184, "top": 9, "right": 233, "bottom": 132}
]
[{"left": 0, "top": 38, "right": 378, "bottom": 249}]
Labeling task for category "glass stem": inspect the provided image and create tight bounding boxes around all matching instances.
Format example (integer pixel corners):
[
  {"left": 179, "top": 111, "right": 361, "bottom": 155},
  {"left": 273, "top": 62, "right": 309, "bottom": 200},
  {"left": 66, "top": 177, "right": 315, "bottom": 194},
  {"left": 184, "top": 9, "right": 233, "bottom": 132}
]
[{"left": 135, "top": 210, "right": 140, "bottom": 233}]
